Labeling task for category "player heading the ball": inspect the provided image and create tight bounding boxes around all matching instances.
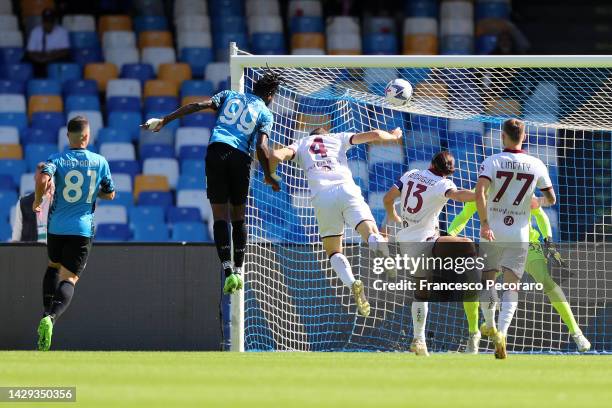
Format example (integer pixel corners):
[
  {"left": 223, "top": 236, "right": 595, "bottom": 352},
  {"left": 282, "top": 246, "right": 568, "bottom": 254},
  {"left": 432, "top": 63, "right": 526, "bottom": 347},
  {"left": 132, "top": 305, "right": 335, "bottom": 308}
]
[
  {"left": 141, "top": 70, "right": 283, "bottom": 295},
  {"left": 269, "top": 127, "right": 402, "bottom": 317}
]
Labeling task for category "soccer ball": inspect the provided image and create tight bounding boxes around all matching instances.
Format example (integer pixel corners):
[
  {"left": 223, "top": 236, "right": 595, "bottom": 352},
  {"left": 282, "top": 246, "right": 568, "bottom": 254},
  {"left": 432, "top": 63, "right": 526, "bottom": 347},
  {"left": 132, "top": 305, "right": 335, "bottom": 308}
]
[{"left": 384, "top": 78, "right": 413, "bottom": 106}]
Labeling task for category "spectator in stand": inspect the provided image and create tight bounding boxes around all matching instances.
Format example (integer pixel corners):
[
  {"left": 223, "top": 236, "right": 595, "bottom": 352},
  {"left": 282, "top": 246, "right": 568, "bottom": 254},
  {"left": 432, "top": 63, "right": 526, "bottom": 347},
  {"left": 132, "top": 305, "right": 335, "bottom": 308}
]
[
  {"left": 26, "top": 8, "right": 70, "bottom": 77},
  {"left": 12, "top": 163, "right": 54, "bottom": 243}
]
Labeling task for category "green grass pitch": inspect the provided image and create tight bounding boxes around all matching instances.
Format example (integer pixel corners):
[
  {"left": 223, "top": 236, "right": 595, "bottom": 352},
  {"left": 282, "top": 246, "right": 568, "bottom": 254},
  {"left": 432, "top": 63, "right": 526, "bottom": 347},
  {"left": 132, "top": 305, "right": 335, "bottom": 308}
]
[{"left": 1, "top": 351, "right": 610, "bottom": 408}]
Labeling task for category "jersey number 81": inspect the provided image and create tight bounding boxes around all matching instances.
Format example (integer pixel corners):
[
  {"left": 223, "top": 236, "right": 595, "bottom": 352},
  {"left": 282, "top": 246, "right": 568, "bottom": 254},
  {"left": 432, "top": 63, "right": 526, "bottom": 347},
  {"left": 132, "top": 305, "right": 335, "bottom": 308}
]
[
  {"left": 63, "top": 169, "right": 97, "bottom": 204},
  {"left": 219, "top": 98, "right": 257, "bottom": 134}
]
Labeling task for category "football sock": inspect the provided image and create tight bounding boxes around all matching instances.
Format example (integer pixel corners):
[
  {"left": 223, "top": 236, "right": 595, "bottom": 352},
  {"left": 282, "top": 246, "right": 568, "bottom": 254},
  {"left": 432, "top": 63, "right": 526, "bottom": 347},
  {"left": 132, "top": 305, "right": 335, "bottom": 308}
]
[
  {"left": 498, "top": 290, "right": 518, "bottom": 336},
  {"left": 463, "top": 301, "right": 480, "bottom": 334},
  {"left": 49, "top": 280, "right": 75, "bottom": 322},
  {"left": 480, "top": 285, "right": 498, "bottom": 330},
  {"left": 231, "top": 220, "right": 247, "bottom": 270},
  {"left": 412, "top": 301, "right": 428, "bottom": 341},
  {"left": 329, "top": 253, "right": 355, "bottom": 287},
  {"left": 547, "top": 286, "right": 580, "bottom": 335},
  {"left": 213, "top": 220, "right": 233, "bottom": 277},
  {"left": 42, "top": 266, "right": 59, "bottom": 315}
]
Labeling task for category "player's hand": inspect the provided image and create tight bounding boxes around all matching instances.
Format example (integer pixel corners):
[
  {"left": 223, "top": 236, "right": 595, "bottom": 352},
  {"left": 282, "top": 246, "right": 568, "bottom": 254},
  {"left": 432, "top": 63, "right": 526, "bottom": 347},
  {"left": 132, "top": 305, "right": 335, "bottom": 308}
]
[
  {"left": 530, "top": 197, "right": 540, "bottom": 209},
  {"left": 480, "top": 222, "right": 495, "bottom": 241},
  {"left": 32, "top": 197, "right": 43, "bottom": 213},
  {"left": 265, "top": 174, "right": 281, "bottom": 192},
  {"left": 543, "top": 238, "right": 567, "bottom": 267},
  {"left": 140, "top": 118, "right": 164, "bottom": 132},
  {"left": 389, "top": 212, "right": 402, "bottom": 224},
  {"left": 390, "top": 127, "right": 402, "bottom": 140}
]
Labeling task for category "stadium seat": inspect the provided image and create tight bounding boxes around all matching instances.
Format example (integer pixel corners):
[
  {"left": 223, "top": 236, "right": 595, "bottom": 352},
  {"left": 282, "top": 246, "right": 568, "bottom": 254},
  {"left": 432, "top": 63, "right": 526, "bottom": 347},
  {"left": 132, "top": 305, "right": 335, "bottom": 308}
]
[
  {"left": 107, "top": 112, "right": 142, "bottom": 140},
  {"left": 0, "top": 80, "right": 24, "bottom": 94},
  {"left": 65, "top": 95, "right": 100, "bottom": 112},
  {"left": 0, "top": 95, "right": 26, "bottom": 113},
  {"left": 144, "top": 80, "right": 178, "bottom": 98},
  {"left": 107, "top": 97, "right": 141, "bottom": 113},
  {"left": 1, "top": 63, "right": 32, "bottom": 83},
  {"left": 84, "top": 63, "right": 119, "bottom": 92},
  {"left": 95, "top": 205, "right": 128, "bottom": 225},
  {"left": 107, "top": 79, "right": 142, "bottom": 99},
  {"left": 25, "top": 144, "right": 56, "bottom": 170},
  {"left": 246, "top": 0, "right": 280, "bottom": 16},
  {"left": 140, "top": 144, "right": 174, "bottom": 160},
  {"left": 99, "top": 191, "right": 133, "bottom": 208},
  {"left": 175, "top": 15, "right": 211, "bottom": 32},
  {"left": 67, "top": 110, "right": 103, "bottom": 138},
  {"left": 69, "top": 31, "right": 100, "bottom": 49},
  {"left": 0, "top": 144, "right": 22, "bottom": 159},
  {"left": 95, "top": 223, "right": 131, "bottom": 241},
  {"left": 248, "top": 15, "right": 283, "bottom": 35},
  {"left": 27, "top": 79, "right": 62, "bottom": 97},
  {"left": 104, "top": 48, "right": 140, "bottom": 71},
  {"left": 177, "top": 174, "right": 206, "bottom": 190},
  {"left": 120, "top": 63, "right": 156, "bottom": 84},
  {"left": 177, "top": 189, "right": 211, "bottom": 220},
  {"left": 174, "top": 0, "right": 208, "bottom": 18},
  {"left": 0, "top": 127, "right": 19, "bottom": 144},
  {"left": 132, "top": 222, "right": 169, "bottom": 241},
  {"left": 102, "top": 31, "right": 137, "bottom": 49},
  {"left": 172, "top": 221, "right": 208, "bottom": 242},
  {"left": 31, "top": 112, "right": 63, "bottom": 133},
  {"left": 214, "top": 32, "right": 249, "bottom": 60},
  {"left": 129, "top": 205, "right": 165, "bottom": 228},
  {"left": 181, "top": 159, "right": 205, "bottom": 178},
  {"left": 100, "top": 143, "right": 136, "bottom": 161},
  {"left": 63, "top": 79, "right": 98, "bottom": 96},
  {"left": 158, "top": 63, "right": 192, "bottom": 86},
  {"left": 288, "top": 0, "right": 323, "bottom": 17},
  {"left": 363, "top": 33, "right": 398, "bottom": 55},
  {"left": 0, "top": 31, "right": 23, "bottom": 47},
  {"left": 204, "top": 63, "right": 229, "bottom": 90},
  {"left": 111, "top": 173, "right": 132, "bottom": 192},
  {"left": 0, "top": 112, "right": 28, "bottom": 131},
  {"left": 47, "top": 63, "right": 82, "bottom": 85},
  {"left": 363, "top": 16, "right": 395, "bottom": 35},
  {"left": 0, "top": 159, "right": 25, "bottom": 186},
  {"left": 143, "top": 97, "right": 178, "bottom": 114},
  {"left": 109, "top": 159, "right": 141, "bottom": 179},
  {"left": 179, "top": 145, "right": 207, "bottom": 160},
  {"left": 0, "top": 48, "right": 25, "bottom": 66},
  {"left": 141, "top": 47, "right": 176, "bottom": 74},
  {"left": 98, "top": 15, "right": 132, "bottom": 35},
  {"left": 62, "top": 14, "right": 96, "bottom": 32},
  {"left": 28, "top": 96, "right": 63, "bottom": 118},
  {"left": 327, "top": 33, "right": 360, "bottom": 55},
  {"left": 251, "top": 33, "right": 286, "bottom": 55},
  {"left": 97, "top": 127, "right": 132, "bottom": 146},
  {"left": 139, "top": 31, "right": 173, "bottom": 49},
  {"left": 134, "top": 174, "right": 170, "bottom": 199},
  {"left": 178, "top": 48, "right": 214, "bottom": 77},
  {"left": 180, "top": 80, "right": 214, "bottom": 98},
  {"left": 175, "top": 127, "right": 210, "bottom": 154},
  {"left": 137, "top": 191, "right": 173, "bottom": 208},
  {"left": 0, "top": 15, "right": 18, "bottom": 31},
  {"left": 71, "top": 48, "right": 103, "bottom": 66},
  {"left": 177, "top": 31, "right": 212, "bottom": 49},
  {"left": 0, "top": 173, "right": 16, "bottom": 190},
  {"left": 143, "top": 158, "right": 179, "bottom": 189},
  {"left": 291, "top": 33, "right": 325, "bottom": 51},
  {"left": 134, "top": 15, "right": 168, "bottom": 33},
  {"left": 167, "top": 206, "right": 201, "bottom": 223},
  {"left": 0, "top": 189, "right": 18, "bottom": 212},
  {"left": 290, "top": 16, "right": 324, "bottom": 33}
]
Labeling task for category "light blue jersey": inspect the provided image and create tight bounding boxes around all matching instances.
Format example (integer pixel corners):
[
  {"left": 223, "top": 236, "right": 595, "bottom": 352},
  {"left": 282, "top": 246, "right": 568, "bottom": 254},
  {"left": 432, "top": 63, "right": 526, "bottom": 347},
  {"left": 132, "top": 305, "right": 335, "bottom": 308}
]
[
  {"left": 210, "top": 90, "right": 274, "bottom": 154},
  {"left": 42, "top": 148, "right": 114, "bottom": 237}
]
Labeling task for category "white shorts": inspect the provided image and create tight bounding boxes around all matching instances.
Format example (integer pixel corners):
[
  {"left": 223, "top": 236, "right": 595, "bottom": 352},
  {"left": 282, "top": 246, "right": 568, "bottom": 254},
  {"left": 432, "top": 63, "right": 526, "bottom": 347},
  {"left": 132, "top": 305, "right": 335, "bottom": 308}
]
[
  {"left": 479, "top": 240, "right": 528, "bottom": 278},
  {"left": 311, "top": 183, "right": 374, "bottom": 238}
]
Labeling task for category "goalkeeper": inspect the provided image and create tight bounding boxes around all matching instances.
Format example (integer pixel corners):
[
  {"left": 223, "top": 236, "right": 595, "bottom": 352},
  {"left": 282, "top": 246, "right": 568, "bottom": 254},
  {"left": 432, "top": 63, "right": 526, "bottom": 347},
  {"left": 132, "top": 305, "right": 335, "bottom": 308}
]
[{"left": 448, "top": 200, "right": 591, "bottom": 353}]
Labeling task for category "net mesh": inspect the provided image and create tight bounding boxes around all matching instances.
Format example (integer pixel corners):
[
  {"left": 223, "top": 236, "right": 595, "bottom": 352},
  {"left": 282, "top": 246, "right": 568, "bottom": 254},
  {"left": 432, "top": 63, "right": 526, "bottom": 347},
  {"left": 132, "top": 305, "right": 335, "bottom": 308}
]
[{"left": 239, "top": 58, "right": 611, "bottom": 352}]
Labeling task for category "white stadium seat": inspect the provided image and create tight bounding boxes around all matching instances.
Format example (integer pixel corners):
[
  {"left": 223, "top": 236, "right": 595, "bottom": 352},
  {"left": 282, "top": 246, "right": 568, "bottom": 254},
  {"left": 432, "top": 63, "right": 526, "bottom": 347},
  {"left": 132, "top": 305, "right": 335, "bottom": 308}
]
[
  {"left": 106, "top": 79, "right": 142, "bottom": 99},
  {"left": 95, "top": 205, "right": 128, "bottom": 225},
  {"left": 99, "top": 143, "right": 136, "bottom": 161},
  {"left": 0, "top": 127, "right": 19, "bottom": 144},
  {"left": 177, "top": 31, "right": 212, "bottom": 49},
  {"left": 175, "top": 15, "right": 211, "bottom": 32},
  {"left": 103, "top": 31, "right": 137, "bottom": 50},
  {"left": 0, "top": 95, "right": 26, "bottom": 113},
  {"left": 20, "top": 173, "right": 34, "bottom": 196},
  {"left": 246, "top": 0, "right": 280, "bottom": 17},
  {"left": 62, "top": 14, "right": 96, "bottom": 32},
  {"left": 67, "top": 111, "right": 103, "bottom": 139},
  {"left": 327, "top": 16, "right": 360, "bottom": 36},
  {"left": 291, "top": 48, "right": 325, "bottom": 55},
  {"left": 177, "top": 189, "right": 211, "bottom": 220},
  {"left": 403, "top": 17, "right": 437, "bottom": 36},
  {"left": 0, "top": 31, "right": 23, "bottom": 47},
  {"left": 174, "top": 0, "right": 208, "bottom": 19},
  {"left": 175, "top": 127, "right": 210, "bottom": 154},
  {"left": 112, "top": 174, "right": 133, "bottom": 193},
  {"left": 204, "top": 62, "right": 229, "bottom": 90},
  {"left": 104, "top": 48, "right": 140, "bottom": 70},
  {"left": 0, "top": 0, "right": 13, "bottom": 14},
  {"left": 327, "top": 33, "right": 361, "bottom": 54},
  {"left": 143, "top": 158, "right": 179, "bottom": 189},
  {"left": 141, "top": 47, "right": 176, "bottom": 74},
  {"left": 288, "top": 0, "right": 322, "bottom": 17},
  {"left": 0, "top": 15, "right": 18, "bottom": 31},
  {"left": 248, "top": 16, "right": 283, "bottom": 34}
]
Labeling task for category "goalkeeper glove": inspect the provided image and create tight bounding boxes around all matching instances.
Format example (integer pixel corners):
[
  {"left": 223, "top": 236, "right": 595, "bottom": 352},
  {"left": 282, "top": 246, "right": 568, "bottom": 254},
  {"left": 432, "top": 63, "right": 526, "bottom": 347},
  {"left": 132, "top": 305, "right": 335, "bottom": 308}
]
[{"left": 543, "top": 238, "right": 567, "bottom": 267}]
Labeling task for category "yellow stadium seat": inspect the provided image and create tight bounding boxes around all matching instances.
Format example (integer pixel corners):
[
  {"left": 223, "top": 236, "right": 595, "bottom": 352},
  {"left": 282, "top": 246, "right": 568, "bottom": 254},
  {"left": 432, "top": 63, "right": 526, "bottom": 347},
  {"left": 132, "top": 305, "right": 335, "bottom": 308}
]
[
  {"left": 414, "top": 81, "right": 448, "bottom": 100},
  {"left": 139, "top": 31, "right": 173, "bottom": 48},
  {"left": 84, "top": 63, "right": 119, "bottom": 92},
  {"left": 20, "top": 0, "right": 54, "bottom": 18},
  {"left": 328, "top": 49, "right": 360, "bottom": 55},
  {"left": 486, "top": 98, "right": 522, "bottom": 117},
  {"left": 28, "top": 95, "right": 63, "bottom": 117},
  {"left": 291, "top": 33, "right": 325, "bottom": 51},
  {"left": 0, "top": 144, "right": 23, "bottom": 159},
  {"left": 403, "top": 34, "right": 438, "bottom": 55},
  {"left": 98, "top": 15, "right": 132, "bottom": 35},
  {"left": 134, "top": 174, "right": 169, "bottom": 200},
  {"left": 144, "top": 80, "right": 178, "bottom": 98},
  {"left": 158, "top": 63, "right": 192, "bottom": 86}
]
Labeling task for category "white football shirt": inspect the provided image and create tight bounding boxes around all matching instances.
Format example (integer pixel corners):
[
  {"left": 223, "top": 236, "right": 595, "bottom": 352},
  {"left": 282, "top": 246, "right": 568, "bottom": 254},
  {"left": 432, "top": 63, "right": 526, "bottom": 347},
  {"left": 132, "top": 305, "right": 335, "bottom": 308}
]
[
  {"left": 478, "top": 149, "right": 552, "bottom": 242},
  {"left": 289, "top": 132, "right": 358, "bottom": 197},
  {"left": 395, "top": 169, "right": 456, "bottom": 242}
]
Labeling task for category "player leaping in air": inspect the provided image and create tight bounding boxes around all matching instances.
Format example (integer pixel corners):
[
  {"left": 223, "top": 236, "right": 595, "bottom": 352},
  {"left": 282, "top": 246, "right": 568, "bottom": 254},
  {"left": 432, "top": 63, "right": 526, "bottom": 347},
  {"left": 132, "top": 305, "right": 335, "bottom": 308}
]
[
  {"left": 383, "top": 151, "right": 476, "bottom": 356},
  {"left": 476, "top": 118, "right": 557, "bottom": 359},
  {"left": 269, "top": 127, "right": 402, "bottom": 317},
  {"left": 142, "top": 70, "right": 283, "bottom": 295},
  {"left": 449, "top": 198, "right": 591, "bottom": 354}
]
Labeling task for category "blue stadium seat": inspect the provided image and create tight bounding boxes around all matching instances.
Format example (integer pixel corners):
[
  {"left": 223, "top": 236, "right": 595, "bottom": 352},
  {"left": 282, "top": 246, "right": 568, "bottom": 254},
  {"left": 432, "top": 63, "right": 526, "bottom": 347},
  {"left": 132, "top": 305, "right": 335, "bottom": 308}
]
[
  {"left": 95, "top": 223, "right": 131, "bottom": 241},
  {"left": 0, "top": 113, "right": 27, "bottom": 131},
  {"left": 120, "top": 63, "right": 155, "bottom": 84},
  {"left": 97, "top": 128, "right": 132, "bottom": 146},
  {"left": 251, "top": 33, "right": 285, "bottom": 55},
  {"left": 181, "top": 113, "right": 215, "bottom": 128},
  {"left": 129, "top": 205, "right": 165, "bottom": 228},
  {"left": 171, "top": 222, "right": 209, "bottom": 242},
  {"left": 31, "top": 112, "right": 64, "bottom": 134},
  {"left": 181, "top": 159, "right": 205, "bottom": 177},
  {"left": 107, "top": 96, "right": 141, "bottom": 112},
  {"left": 211, "top": 14, "right": 246, "bottom": 32},
  {"left": 369, "top": 162, "right": 405, "bottom": 192},
  {"left": 25, "top": 144, "right": 57, "bottom": 171},
  {"left": 475, "top": 1, "right": 510, "bottom": 20},
  {"left": 109, "top": 160, "right": 141, "bottom": 179},
  {"left": 290, "top": 16, "right": 324, "bottom": 33},
  {"left": 177, "top": 174, "right": 206, "bottom": 190},
  {"left": 180, "top": 80, "right": 214, "bottom": 97},
  {"left": 0, "top": 80, "right": 24, "bottom": 94},
  {"left": 99, "top": 191, "right": 133, "bottom": 208},
  {"left": 144, "top": 96, "right": 178, "bottom": 114},
  {"left": 476, "top": 35, "right": 498, "bottom": 55},
  {"left": 0, "top": 159, "right": 26, "bottom": 186},
  {"left": 216, "top": 79, "right": 229, "bottom": 93},
  {"left": 179, "top": 145, "right": 207, "bottom": 160},
  {"left": 0, "top": 174, "right": 16, "bottom": 190},
  {"left": 210, "top": 0, "right": 244, "bottom": 17},
  {"left": 138, "top": 191, "right": 173, "bottom": 208},
  {"left": 404, "top": 0, "right": 438, "bottom": 17},
  {"left": 0, "top": 48, "right": 24, "bottom": 65},
  {"left": 63, "top": 79, "right": 98, "bottom": 96},
  {"left": 0, "top": 220, "right": 11, "bottom": 241},
  {"left": 363, "top": 34, "right": 398, "bottom": 55},
  {"left": 179, "top": 48, "right": 214, "bottom": 77},
  {"left": 166, "top": 206, "right": 201, "bottom": 223},
  {"left": 65, "top": 95, "right": 100, "bottom": 112},
  {"left": 133, "top": 15, "right": 168, "bottom": 33},
  {"left": 132, "top": 222, "right": 170, "bottom": 241},
  {"left": 47, "top": 63, "right": 82, "bottom": 84},
  {"left": 213, "top": 32, "right": 248, "bottom": 60},
  {"left": 69, "top": 31, "right": 100, "bottom": 49},
  {"left": 140, "top": 144, "right": 174, "bottom": 159},
  {"left": 0, "top": 189, "right": 18, "bottom": 210},
  {"left": 441, "top": 36, "right": 473, "bottom": 55},
  {"left": 21, "top": 128, "right": 55, "bottom": 145},
  {"left": 27, "top": 79, "right": 62, "bottom": 97},
  {"left": 71, "top": 47, "right": 103, "bottom": 66},
  {"left": 3, "top": 63, "right": 33, "bottom": 84},
  {"left": 107, "top": 112, "right": 142, "bottom": 141}
]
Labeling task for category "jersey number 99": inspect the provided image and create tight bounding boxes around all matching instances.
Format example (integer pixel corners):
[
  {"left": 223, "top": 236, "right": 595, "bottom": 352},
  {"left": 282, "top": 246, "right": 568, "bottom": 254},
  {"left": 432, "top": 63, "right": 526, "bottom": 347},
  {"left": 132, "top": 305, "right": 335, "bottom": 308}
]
[
  {"left": 219, "top": 98, "right": 257, "bottom": 134},
  {"left": 63, "top": 169, "right": 97, "bottom": 204}
]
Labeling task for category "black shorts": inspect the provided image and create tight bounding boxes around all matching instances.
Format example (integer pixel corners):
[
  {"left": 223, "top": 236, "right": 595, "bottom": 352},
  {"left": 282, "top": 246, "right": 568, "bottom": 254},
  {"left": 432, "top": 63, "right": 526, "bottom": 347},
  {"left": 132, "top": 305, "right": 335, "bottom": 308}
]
[
  {"left": 47, "top": 233, "right": 93, "bottom": 275},
  {"left": 205, "top": 142, "right": 252, "bottom": 205}
]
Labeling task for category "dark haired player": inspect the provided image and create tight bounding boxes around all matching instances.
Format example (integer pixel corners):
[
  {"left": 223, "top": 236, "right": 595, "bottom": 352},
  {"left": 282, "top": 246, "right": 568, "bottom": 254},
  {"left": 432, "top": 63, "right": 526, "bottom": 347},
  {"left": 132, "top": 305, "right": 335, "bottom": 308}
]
[
  {"left": 142, "top": 71, "right": 283, "bottom": 294},
  {"left": 36, "top": 116, "right": 115, "bottom": 351},
  {"left": 383, "top": 151, "right": 476, "bottom": 356}
]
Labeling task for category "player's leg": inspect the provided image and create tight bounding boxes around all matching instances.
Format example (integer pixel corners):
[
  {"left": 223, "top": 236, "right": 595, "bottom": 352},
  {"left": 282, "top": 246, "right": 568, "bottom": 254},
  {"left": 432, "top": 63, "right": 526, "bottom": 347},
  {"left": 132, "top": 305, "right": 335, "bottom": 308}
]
[
  {"left": 478, "top": 240, "right": 500, "bottom": 337},
  {"left": 38, "top": 234, "right": 62, "bottom": 351},
  {"left": 42, "top": 262, "right": 60, "bottom": 316},
  {"left": 411, "top": 276, "right": 430, "bottom": 356}
]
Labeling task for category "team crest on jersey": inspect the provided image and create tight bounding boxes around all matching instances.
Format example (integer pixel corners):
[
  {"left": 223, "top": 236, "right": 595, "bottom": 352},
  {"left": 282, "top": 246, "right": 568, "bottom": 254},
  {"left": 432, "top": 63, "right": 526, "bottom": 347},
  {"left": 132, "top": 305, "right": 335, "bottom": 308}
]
[{"left": 504, "top": 215, "right": 514, "bottom": 226}]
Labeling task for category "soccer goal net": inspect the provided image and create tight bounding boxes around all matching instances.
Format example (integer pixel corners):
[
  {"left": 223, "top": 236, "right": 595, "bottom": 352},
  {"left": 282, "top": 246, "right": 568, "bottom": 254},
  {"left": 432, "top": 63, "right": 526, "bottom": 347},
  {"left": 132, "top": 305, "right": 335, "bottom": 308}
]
[{"left": 230, "top": 47, "right": 611, "bottom": 353}]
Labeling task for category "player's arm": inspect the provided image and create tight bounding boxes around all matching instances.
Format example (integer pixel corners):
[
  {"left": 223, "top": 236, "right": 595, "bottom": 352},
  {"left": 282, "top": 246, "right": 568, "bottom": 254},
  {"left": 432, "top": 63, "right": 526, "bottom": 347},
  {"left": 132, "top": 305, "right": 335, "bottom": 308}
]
[
  {"left": 97, "top": 161, "right": 116, "bottom": 200},
  {"left": 256, "top": 132, "right": 280, "bottom": 192},
  {"left": 141, "top": 98, "right": 216, "bottom": 132},
  {"left": 447, "top": 201, "right": 477, "bottom": 237},
  {"left": 536, "top": 188, "right": 556, "bottom": 207},
  {"left": 475, "top": 176, "right": 494, "bottom": 240},
  {"left": 383, "top": 185, "right": 402, "bottom": 224},
  {"left": 532, "top": 206, "right": 553, "bottom": 238},
  {"left": 445, "top": 189, "right": 476, "bottom": 203},
  {"left": 33, "top": 167, "right": 53, "bottom": 213},
  {"left": 532, "top": 206, "right": 565, "bottom": 266},
  {"left": 350, "top": 127, "right": 403, "bottom": 144},
  {"left": 269, "top": 147, "right": 295, "bottom": 173}
]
